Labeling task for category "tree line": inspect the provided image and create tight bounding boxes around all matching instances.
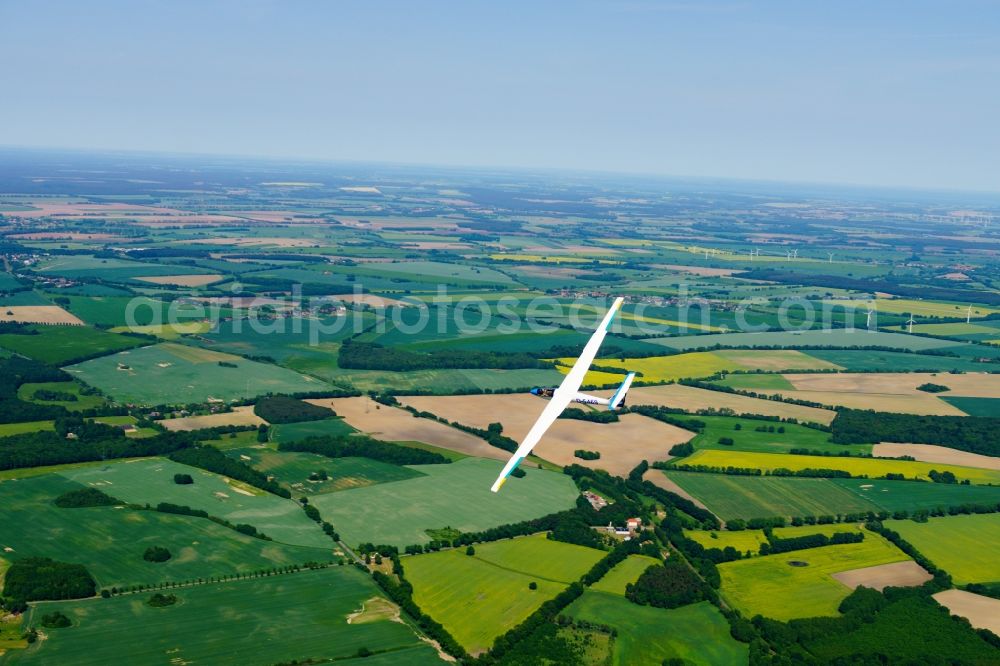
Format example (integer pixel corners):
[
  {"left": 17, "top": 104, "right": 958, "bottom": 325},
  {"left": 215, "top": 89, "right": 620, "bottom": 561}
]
[
  {"left": 831, "top": 409, "right": 1000, "bottom": 457},
  {"left": 167, "top": 446, "right": 291, "bottom": 498},
  {"left": 279, "top": 434, "right": 450, "bottom": 465},
  {"left": 252, "top": 395, "right": 334, "bottom": 424}
]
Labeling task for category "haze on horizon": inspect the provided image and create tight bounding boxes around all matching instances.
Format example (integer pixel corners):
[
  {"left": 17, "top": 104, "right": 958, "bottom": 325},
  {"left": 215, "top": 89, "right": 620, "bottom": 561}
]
[{"left": 1, "top": 0, "right": 998, "bottom": 193}]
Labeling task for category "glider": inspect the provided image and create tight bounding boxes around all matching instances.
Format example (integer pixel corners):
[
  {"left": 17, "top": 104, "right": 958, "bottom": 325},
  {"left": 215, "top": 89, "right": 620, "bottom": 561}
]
[{"left": 491, "top": 297, "right": 634, "bottom": 492}]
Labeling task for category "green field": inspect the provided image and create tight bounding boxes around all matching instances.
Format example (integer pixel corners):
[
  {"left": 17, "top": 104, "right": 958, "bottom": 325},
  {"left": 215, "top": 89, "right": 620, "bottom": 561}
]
[
  {"left": 564, "top": 593, "right": 748, "bottom": 665},
  {"left": 63, "top": 296, "right": 218, "bottom": 327},
  {"left": 0, "top": 474, "right": 331, "bottom": 589},
  {"left": 16, "top": 381, "right": 106, "bottom": 411},
  {"left": 831, "top": 478, "right": 1000, "bottom": 514},
  {"left": 0, "top": 420, "right": 54, "bottom": 437},
  {"left": 0, "top": 325, "right": 143, "bottom": 365},
  {"left": 670, "top": 414, "right": 872, "bottom": 455},
  {"left": 888, "top": 514, "right": 1000, "bottom": 585},
  {"left": 269, "top": 418, "right": 357, "bottom": 443},
  {"left": 303, "top": 354, "right": 565, "bottom": 394},
  {"left": 352, "top": 260, "right": 515, "bottom": 283},
  {"left": 941, "top": 396, "right": 1000, "bottom": 417},
  {"left": 718, "top": 532, "right": 910, "bottom": 620},
  {"left": 662, "top": 471, "right": 879, "bottom": 520},
  {"left": 649, "top": 329, "right": 962, "bottom": 352},
  {"left": 405, "top": 534, "right": 603, "bottom": 653},
  {"left": 390, "top": 440, "right": 469, "bottom": 462},
  {"left": 805, "top": 349, "right": 996, "bottom": 373},
  {"left": 685, "top": 524, "right": 863, "bottom": 558},
  {"left": 684, "top": 529, "right": 769, "bottom": 554},
  {"left": 188, "top": 314, "right": 365, "bottom": 368},
  {"left": 589, "top": 555, "right": 660, "bottom": 595},
  {"left": 312, "top": 458, "right": 580, "bottom": 547},
  {"left": 6, "top": 567, "right": 442, "bottom": 666},
  {"left": 65, "top": 343, "right": 328, "bottom": 404},
  {"left": 229, "top": 447, "right": 425, "bottom": 495},
  {"left": 60, "top": 458, "right": 332, "bottom": 549},
  {"left": 680, "top": 449, "right": 1000, "bottom": 485}
]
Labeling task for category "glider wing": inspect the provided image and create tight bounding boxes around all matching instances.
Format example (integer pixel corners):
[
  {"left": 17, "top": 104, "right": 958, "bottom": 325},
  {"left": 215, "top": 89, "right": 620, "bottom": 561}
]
[{"left": 490, "top": 297, "right": 624, "bottom": 492}]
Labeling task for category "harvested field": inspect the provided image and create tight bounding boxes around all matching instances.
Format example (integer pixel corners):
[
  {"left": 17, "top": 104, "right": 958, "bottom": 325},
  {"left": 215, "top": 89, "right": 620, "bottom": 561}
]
[
  {"left": 134, "top": 274, "right": 223, "bottom": 286},
  {"left": 307, "top": 397, "right": 506, "bottom": 460},
  {"left": 159, "top": 406, "right": 266, "bottom": 431},
  {"left": 873, "top": 443, "right": 1000, "bottom": 471},
  {"left": 331, "top": 293, "right": 414, "bottom": 308},
  {"left": 784, "top": 372, "right": 1000, "bottom": 399},
  {"left": 731, "top": 373, "right": 966, "bottom": 415},
  {"left": 933, "top": 590, "right": 1000, "bottom": 635},
  {"left": 602, "top": 383, "right": 836, "bottom": 425},
  {"left": 765, "top": 391, "right": 961, "bottom": 415},
  {"left": 832, "top": 560, "right": 932, "bottom": 591},
  {"left": 0, "top": 305, "right": 82, "bottom": 325},
  {"left": 400, "top": 394, "right": 694, "bottom": 476}
]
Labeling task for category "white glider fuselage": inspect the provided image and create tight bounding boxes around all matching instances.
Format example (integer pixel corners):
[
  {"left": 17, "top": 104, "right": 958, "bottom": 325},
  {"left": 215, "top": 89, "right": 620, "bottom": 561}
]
[{"left": 490, "top": 297, "right": 634, "bottom": 492}]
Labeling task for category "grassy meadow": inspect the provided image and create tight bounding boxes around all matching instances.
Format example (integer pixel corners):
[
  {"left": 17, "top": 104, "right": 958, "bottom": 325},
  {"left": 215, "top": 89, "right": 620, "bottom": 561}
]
[
  {"left": 7, "top": 567, "right": 440, "bottom": 666},
  {"left": 718, "top": 532, "right": 910, "bottom": 620},
  {"left": 564, "top": 593, "right": 748, "bottom": 666},
  {"left": 661, "top": 471, "right": 879, "bottom": 520},
  {"left": 60, "top": 458, "right": 332, "bottom": 549},
  {"left": 589, "top": 555, "right": 661, "bottom": 596},
  {"left": 0, "top": 474, "right": 330, "bottom": 589},
  {"left": 0, "top": 325, "right": 143, "bottom": 364},
  {"left": 405, "top": 534, "right": 603, "bottom": 653},
  {"left": 65, "top": 343, "right": 327, "bottom": 404},
  {"left": 887, "top": 514, "right": 1000, "bottom": 585},
  {"left": 310, "top": 458, "right": 580, "bottom": 547},
  {"left": 16, "top": 381, "right": 106, "bottom": 411},
  {"left": 228, "top": 447, "right": 425, "bottom": 495}
]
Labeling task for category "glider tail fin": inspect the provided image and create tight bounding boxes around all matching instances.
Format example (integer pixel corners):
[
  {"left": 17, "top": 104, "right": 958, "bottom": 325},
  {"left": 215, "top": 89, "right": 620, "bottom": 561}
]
[{"left": 608, "top": 371, "right": 636, "bottom": 410}]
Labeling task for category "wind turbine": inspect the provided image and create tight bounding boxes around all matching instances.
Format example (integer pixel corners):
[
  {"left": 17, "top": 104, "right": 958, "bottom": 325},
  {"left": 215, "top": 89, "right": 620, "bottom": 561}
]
[
  {"left": 865, "top": 307, "right": 875, "bottom": 329},
  {"left": 792, "top": 249, "right": 798, "bottom": 259},
  {"left": 827, "top": 252, "right": 834, "bottom": 263},
  {"left": 966, "top": 305, "right": 973, "bottom": 323},
  {"left": 786, "top": 250, "right": 793, "bottom": 261},
  {"left": 906, "top": 313, "right": 916, "bottom": 334}
]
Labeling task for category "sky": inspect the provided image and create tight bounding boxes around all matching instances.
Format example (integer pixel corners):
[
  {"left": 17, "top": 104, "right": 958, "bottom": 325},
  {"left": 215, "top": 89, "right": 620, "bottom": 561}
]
[{"left": 1, "top": 0, "right": 999, "bottom": 192}]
